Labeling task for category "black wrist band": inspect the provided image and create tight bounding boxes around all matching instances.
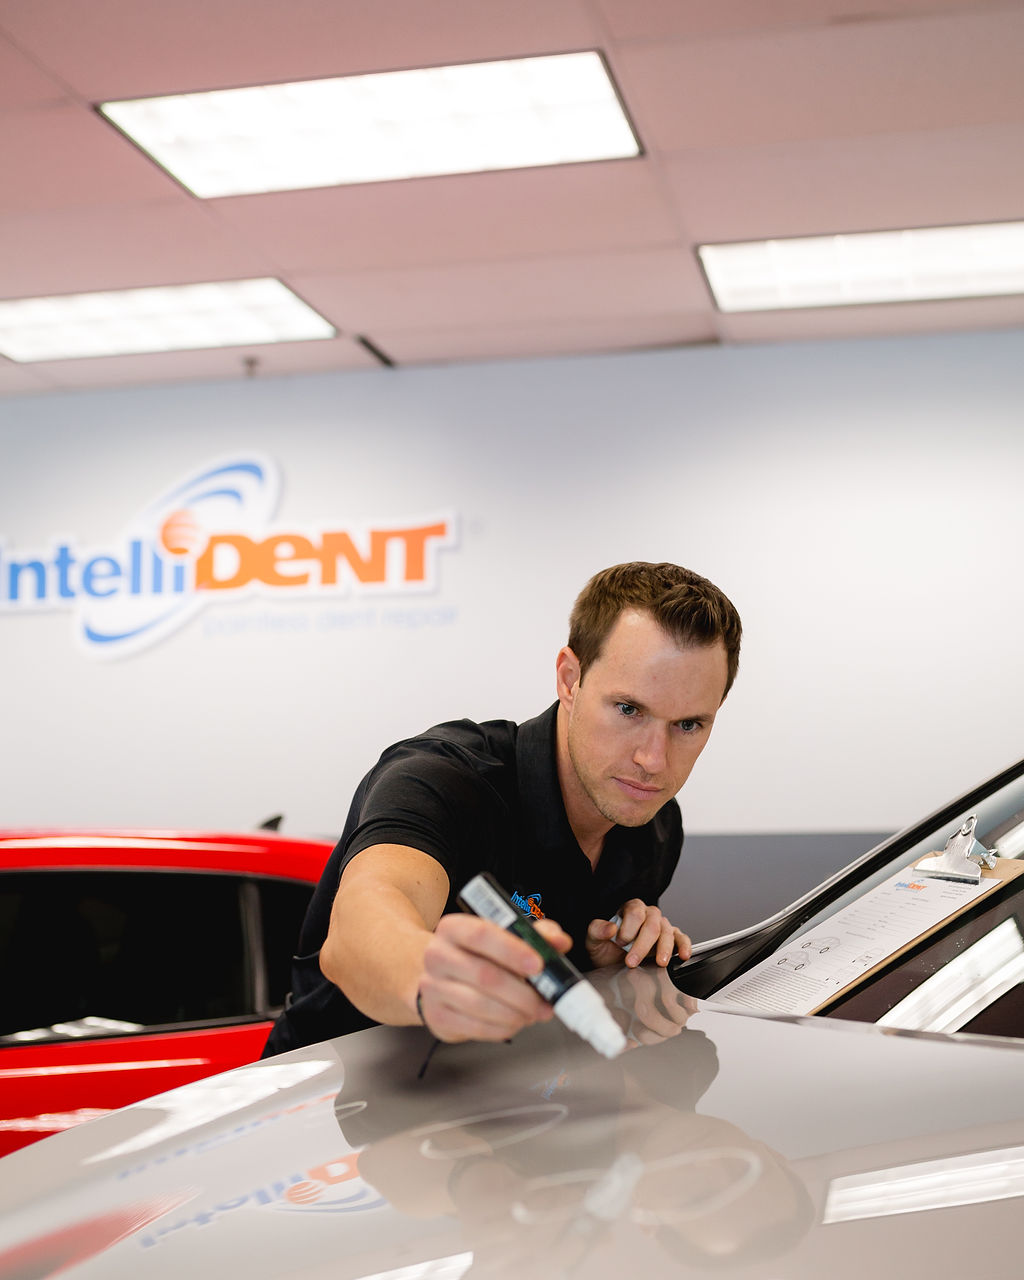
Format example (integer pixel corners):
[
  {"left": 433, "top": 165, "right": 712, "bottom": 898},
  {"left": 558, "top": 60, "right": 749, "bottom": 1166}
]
[{"left": 415, "top": 988, "right": 442, "bottom": 1081}]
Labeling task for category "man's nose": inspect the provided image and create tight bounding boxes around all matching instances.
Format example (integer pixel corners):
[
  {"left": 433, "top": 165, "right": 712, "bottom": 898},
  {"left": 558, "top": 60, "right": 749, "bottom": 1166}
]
[{"left": 633, "top": 725, "right": 668, "bottom": 775}]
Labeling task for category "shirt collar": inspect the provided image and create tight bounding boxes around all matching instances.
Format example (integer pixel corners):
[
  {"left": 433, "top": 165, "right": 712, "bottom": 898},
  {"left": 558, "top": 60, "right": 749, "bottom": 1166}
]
[{"left": 515, "top": 703, "right": 577, "bottom": 854}]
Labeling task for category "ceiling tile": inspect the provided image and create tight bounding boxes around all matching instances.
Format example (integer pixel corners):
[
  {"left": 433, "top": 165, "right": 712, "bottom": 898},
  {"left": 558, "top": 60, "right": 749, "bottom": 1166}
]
[
  {"left": 0, "top": 102, "right": 185, "bottom": 213},
  {"left": 0, "top": 357, "right": 56, "bottom": 394},
  {"left": 614, "top": 10, "right": 1024, "bottom": 151},
  {"left": 0, "top": 201, "right": 272, "bottom": 297},
  {"left": 0, "top": 0, "right": 601, "bottom": 98},
  {"left": 0, "top": 29, "right": 70, "bottom": 108},
  {"left": 210, "top": 160, "right": 679, "bottom": 272},
  {"left": 593, "top": 0, "right": 1010, "bottom": 42},
  {"left": 661, "top": 122, "right": 1024, "bottom": 241},
  {"left": 293, "top": 248, "right": 709, "bottom": 332}
]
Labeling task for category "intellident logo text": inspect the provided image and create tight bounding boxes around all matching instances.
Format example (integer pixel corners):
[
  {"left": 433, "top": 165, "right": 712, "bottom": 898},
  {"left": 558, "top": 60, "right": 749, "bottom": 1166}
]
[
  {"left": 0, "top": 456, "right": 456, "bottom": 658},
  {"left": 512, "top": 890, "right": 544, "bottom": 919}
]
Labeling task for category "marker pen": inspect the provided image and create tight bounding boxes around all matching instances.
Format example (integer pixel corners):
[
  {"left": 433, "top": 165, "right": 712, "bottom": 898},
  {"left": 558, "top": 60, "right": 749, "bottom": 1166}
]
[{"left": 457, "top": 872, "right": 627, "bottom": 1059}]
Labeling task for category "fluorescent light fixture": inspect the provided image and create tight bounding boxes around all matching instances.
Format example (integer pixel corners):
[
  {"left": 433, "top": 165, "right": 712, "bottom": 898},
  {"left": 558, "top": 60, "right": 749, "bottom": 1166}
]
[
  {"left": 98, "top": 51, "right": 639, "bottom": 198},
  {"left": 698, "top": 220, "right": 1024, "bottom": 312},
  {"left": 875, "top": 918, "right": 1024, "bottom": 1034},
  {"left": 824, "top": 1144, "right": 1024, "bottom": 1223},
  {"left": 0, "top": 278, "right": 335, "bottom": 362}
]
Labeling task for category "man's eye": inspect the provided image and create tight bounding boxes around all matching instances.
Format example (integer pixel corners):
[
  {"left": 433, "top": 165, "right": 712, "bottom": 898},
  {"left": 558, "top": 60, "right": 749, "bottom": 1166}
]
[
  {"left": 677, "top": 719, "right": 700, "bottom": 733},
  {"left": 616, "top": 703, "right": 639, "bottom": 717}
]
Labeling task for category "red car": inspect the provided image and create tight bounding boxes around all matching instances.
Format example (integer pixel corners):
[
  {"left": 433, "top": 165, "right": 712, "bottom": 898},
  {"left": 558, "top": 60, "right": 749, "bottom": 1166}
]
[{"left": 0, "top": 826, "right": 333, "bottom": 1156}]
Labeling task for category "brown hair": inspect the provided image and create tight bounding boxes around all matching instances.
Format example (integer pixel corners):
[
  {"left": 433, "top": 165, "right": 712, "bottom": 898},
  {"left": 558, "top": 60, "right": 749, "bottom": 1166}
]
[{"left": 568, "top": 562, "right": 742, "bottom": 698}]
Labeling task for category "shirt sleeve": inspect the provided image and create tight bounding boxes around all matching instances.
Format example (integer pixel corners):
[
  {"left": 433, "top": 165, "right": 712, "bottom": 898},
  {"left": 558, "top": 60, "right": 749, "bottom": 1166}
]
[{"left": 338, "top": 740, "right": 507, "bottom": 891}]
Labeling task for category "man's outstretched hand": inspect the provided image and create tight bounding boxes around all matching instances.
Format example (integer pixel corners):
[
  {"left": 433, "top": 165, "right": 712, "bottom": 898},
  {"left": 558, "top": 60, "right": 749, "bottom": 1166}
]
[{"left": 417, "top": 913, "right": 573, "bottom": 1043}]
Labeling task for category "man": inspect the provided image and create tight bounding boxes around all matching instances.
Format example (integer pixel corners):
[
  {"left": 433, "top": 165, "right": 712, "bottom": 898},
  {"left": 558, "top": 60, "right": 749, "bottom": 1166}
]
[{"left": 262, "top": 561, "right": 741, "bottom": 1056}]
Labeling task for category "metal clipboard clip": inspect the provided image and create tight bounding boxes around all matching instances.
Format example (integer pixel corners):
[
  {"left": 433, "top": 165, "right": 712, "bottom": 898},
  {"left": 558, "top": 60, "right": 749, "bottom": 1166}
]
[{"left": 915, "top": 814, "right": 998, "bottom": 884}]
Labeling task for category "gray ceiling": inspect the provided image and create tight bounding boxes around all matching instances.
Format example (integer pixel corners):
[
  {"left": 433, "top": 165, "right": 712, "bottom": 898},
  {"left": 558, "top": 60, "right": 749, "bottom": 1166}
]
[{"left": 2, "top": 0, "right": 1023, "bottom": 397}]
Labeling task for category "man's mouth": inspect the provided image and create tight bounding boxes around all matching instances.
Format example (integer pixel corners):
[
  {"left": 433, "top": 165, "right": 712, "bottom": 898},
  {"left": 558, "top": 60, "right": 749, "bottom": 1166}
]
[{"left": 614, "top": 777, "right": 661, "bottom": 800}]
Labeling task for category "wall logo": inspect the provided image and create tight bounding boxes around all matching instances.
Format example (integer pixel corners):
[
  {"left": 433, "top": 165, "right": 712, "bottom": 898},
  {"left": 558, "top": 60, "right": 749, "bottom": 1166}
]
[{"left": 0, "top": 455, "right": 456, "bottom": 659}]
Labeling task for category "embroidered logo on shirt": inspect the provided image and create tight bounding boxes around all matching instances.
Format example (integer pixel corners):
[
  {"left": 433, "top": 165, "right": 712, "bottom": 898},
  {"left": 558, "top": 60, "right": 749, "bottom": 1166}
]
[{"left": 511, "top": 889, "right": 544, "bottom": 919}]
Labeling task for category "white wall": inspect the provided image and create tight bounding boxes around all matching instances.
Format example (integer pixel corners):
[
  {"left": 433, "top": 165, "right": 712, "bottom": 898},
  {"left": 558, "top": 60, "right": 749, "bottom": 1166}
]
[{"left": 2, "top": 327, "right": 1022, "bottom": 839}]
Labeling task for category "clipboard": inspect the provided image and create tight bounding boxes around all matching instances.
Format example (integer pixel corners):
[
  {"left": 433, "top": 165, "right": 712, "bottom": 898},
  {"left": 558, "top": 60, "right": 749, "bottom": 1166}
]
[
  {"left": 704, "top": 820, "right": 1024, "bottom": 1020},
  {"left": 807, "top": 856, "right": 1024, "bottom": 1014}
]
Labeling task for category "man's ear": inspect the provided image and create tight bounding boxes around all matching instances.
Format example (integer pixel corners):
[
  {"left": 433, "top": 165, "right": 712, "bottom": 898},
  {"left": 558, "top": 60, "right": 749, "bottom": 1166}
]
[{"left": 555, "top": 646, "right": 581, "bottom": 710}]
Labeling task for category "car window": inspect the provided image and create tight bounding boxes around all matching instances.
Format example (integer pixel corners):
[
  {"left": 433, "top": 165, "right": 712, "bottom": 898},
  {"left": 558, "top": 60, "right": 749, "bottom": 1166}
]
[
  {"left": 0, "top": 870, "right": 248, "bottom": 1036},
  {"left": 255, "top": 877, "right": 315, "bottom": 1011}
]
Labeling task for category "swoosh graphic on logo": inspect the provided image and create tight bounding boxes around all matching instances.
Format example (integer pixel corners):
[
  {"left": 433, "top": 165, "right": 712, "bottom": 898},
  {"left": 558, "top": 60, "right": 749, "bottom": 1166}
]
[
  {"left": 78, "top": 455, "right": 280, "bottom": 656},
  {"left": 81, "top": 602, "right": 188, "bottom": 645},
  {"left": 141, "top": 461, "right": 269, "bottom": 517}
]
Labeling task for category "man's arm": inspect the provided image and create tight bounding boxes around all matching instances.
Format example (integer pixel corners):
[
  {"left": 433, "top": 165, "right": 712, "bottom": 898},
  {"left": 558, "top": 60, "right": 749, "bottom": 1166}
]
[{"left": 319, "top": 844, "right": 571, "bottom": 1042}]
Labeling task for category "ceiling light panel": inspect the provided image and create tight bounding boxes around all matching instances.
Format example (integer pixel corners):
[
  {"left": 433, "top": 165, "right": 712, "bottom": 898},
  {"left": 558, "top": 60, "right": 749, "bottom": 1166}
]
[
  {"left": 0, "top": 279, "right": 336, "bottom": 362},
  {"left": 98, "top": 52, "right": 639, "bottom": 198},
  {"left": 699, "top": 221, "right": 1024, "bottom": 312}
]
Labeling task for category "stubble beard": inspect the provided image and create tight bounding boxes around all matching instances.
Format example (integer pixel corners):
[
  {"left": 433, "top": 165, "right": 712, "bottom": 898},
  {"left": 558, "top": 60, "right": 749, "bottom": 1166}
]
[{"left": 567, "top": 734, "right": 657, "bottom": 830}]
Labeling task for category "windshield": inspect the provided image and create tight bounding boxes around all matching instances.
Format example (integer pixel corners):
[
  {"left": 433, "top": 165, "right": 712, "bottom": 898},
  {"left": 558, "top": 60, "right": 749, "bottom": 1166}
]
[{"left": 673, "top": 758, "right": 1024, "bottom": 1039}]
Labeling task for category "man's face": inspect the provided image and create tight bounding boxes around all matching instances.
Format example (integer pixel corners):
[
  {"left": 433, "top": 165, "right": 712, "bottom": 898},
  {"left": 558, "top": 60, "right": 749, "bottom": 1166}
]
[{"left": 559, "top": 610, "right": 728, "bottom": 831}]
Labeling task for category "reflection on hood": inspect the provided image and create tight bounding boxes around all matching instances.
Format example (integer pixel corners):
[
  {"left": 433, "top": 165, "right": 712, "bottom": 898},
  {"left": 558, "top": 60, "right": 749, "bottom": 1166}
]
[{"left": 333, "top": 1015, "right": 816, "bottom": 1275}]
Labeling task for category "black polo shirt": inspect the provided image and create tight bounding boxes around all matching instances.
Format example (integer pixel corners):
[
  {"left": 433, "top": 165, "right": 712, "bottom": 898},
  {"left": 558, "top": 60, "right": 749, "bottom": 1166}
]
[{"left": 262, "top": 704, "right": 683, "bottom": 1056}]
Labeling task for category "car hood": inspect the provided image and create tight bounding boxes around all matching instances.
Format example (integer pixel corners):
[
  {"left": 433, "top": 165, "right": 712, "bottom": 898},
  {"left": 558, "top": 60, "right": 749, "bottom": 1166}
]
[{"left": 2, "top": 990, "right": 1024, "bottom": 1279}]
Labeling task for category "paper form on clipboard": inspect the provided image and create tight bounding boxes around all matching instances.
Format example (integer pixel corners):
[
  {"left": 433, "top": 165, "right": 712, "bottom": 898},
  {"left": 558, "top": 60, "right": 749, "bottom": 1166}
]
[{"left": 703, "top": 859, "right": 1024, "bottom": 1018}]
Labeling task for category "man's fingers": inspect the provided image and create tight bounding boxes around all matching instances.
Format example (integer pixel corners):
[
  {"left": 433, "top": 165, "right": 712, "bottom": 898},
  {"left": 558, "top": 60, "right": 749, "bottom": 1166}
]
[
  {"left": 419, "top": 913, "right": 563, "bottom": 1043},
  {"left": 433, "top": 913, "right": 542, "bottom": 977},
  {"left": 586, "top": 917, "right": 620, "bottom": 947},
  {"left": 534, "top": 917, "right": 572, "bottom": 953},
  {"left": 615, "top": 901, "right": 664, "bottom": 967},
  {"left": 418, "top": 967, "right": 553, "bottom": 1042},
  {"left": 653, "top": 918, "right": 691, "bottom": 966},
  {"left": 419, "top": 972, "right": 554, "bottom": 1042},
  {"left": 612, "top": 900, "right": 690, "bottom": 967}
]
